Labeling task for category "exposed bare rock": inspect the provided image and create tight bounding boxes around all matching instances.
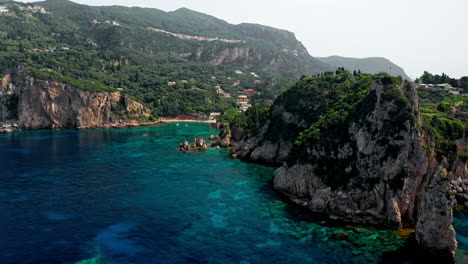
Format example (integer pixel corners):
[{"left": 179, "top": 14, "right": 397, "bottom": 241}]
[
  {"left": 416, "top": 166, "right": 458, "bottom": 262},
  {"left": 214, "top": 122, "right": 244, "bottom": 148},
  {"left": 228, "top": 79, "right": 467, "bottom": 260},
  {"left": 0, "top": 76, "right": 156, "bottom": 132},
  {"left": 179, "top": 137, "right": 208, "bottom": 151}
]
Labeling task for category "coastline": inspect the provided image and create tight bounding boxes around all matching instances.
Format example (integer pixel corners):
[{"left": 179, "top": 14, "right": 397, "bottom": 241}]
[
  {"left": 161, "top": 119, "right": 216, "bottom": 124},
  {"left": 0, "top": 121, "right": 164, "bottom": 133},
  {"left": 0, "top": 119, "right": 218, "bottom": 133}
]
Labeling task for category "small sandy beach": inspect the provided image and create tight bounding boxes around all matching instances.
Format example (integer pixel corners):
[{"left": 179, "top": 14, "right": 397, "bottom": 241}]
[{"left": 161, "top": 119, "right": 217, "bottom": 124}]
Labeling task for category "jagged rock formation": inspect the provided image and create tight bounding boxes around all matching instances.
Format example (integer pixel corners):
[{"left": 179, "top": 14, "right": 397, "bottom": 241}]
[
  {"left": 0, "top": 75, "right": 156, "bottom": 132},
  {"left": 416, "top": 165, "right": 458, "bottom": 260},
  {"left": 228, "top": 76, "right": 467, "bottom": 261},
  {"left": 213, "top": 122, "right": 244, "bottom": 149},
  {"left": 179, "top": 137, "right": 208, "bottom": 151}
]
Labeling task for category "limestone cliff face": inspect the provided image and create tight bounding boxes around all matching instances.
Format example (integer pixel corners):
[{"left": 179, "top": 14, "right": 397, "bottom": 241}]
[
  {"left": 231, "top": 80, "right": 467, "bottom": 261},
  {"left": 415, "top": 164, "right": 458, "bottom": 259},
  {"left": 214, "top": 122, "right": 244, "bottom": 149},
  {"left": 0, "top": 76, "right": 154, "bottom": 132},
  {"left": 271, "top": 82, "right": 434, "bottom": 227},
  {"left": 187, "top": 45, "right": 321, "bottom": 78}
]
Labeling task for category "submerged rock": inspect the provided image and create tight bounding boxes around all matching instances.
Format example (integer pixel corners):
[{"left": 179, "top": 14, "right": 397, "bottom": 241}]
[{"left": 332, "top": 232, "right": 350, "bottom": 241}]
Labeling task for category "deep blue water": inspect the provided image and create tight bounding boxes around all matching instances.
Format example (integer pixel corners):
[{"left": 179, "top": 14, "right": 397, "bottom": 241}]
[{"left": 0, "top": 123, "right": 466, "bottom": 264}]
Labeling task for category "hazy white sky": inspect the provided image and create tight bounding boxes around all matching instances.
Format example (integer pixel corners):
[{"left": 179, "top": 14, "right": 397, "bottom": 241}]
[{"left": 21, "top": 0, "right": 468, "bottom": 78}]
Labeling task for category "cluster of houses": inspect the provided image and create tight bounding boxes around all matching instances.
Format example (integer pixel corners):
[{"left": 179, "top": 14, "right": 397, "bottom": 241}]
[
  {"left": 30, "top": 47, "right": 70, "bottom": 52},
  {"left": 215, "top": 81, "right": 256, "bottom": 112},
  {"left": 215, "top": 86, "right": 231, "bottom": 98},
  {"left": 147, "top": 27, "right": 246, "bottom": 44},
  {"left": 90, "top": 19, "right": 120, "bottom": 26},
  {"left": 417, "top": 83, "right": 466, "bottom": 96},
  {"left": 0, "top": 6, "right": 9, "bottom": 13},
  {"left": 236, "top": 89, "right": 256, "bottom": 95},
  {"left": 166, "top": 73, "right": 260, "bottom": 116},
  {"left": 19, "top": 5, "right": 48, "bottom": 14},
  {"left": 236, "top": 89, "right": 257, "bottom": 112},
  {"left": 237, "top": 95, "right": 251, "bottom": 112},
  {"left": 212, "top": 73, "right": 259, "bottom": 112},
  {"left": 0, "top": 5, "right": 49, "bottom": 14}
]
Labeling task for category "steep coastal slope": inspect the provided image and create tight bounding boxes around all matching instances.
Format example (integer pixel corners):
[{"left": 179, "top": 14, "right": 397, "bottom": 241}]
[
  {"left": 0, "top": 0, "right": 336, "bottom": 119},
  {"left": 0, "top": 1, "right": 412, "bottom": 122},
  {"left": 317, "top": 56, "right": 411, "bottom": 80},
  {"left": 37, "top": 0, "right": 333, "bottom": 78},
  {"left": 221, "top": 72, "right": 467, "bottom": 261},
  {"left": 0, "top": 74, "right": 154, "bottom": 132}
]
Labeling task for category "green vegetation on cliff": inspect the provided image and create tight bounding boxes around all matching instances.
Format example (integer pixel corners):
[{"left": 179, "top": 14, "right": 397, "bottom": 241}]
[
  {"left": 418, "top": 90, "right": 467, "bottom": 161},
  {"left": 0, "top": 0, "right": 313, "bottom": 118},
  {"left": 225, "top": 71, "right": 466, "bottom": 189},
  {"left": 291, "top": 74, "right": 411, "bottom": 189}
]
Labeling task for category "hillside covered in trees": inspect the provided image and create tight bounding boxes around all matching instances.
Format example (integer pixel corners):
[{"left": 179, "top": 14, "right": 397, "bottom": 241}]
[
  {"left": 0, "top": 0, "right": 333, "bottom": 117},
  {"left": 0, "top": 0, "right": 412, "bottom": 118}
]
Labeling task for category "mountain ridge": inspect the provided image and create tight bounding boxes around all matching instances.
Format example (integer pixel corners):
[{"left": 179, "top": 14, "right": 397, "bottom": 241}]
[
  {"left": 35, "top": 0, "right": 334, "bottom": 77},
  {"left": 317, "top": 55, "right": 410, "bottom": 80},
  {"left": 33, "top": 0, "right": 409, "bottom": 80}
]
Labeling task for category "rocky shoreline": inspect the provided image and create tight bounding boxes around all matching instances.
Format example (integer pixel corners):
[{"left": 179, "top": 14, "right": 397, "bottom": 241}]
[
  {"left": 0, "top": 75, "right": 161, "bottom": 133},
  {"left": 0, "top": 120, "right": 164, "bottom": 133},
  {"left": 216, "top": 80, "right": 467, "bottom": 262}
]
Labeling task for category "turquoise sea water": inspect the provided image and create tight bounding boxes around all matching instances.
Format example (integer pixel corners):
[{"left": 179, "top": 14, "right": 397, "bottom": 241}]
[
  {"left": 0, "top": 123, "right": 466, "bottom": 264},
  {"left": 454, "top": 210, "right": 468, "bottom": 263}
]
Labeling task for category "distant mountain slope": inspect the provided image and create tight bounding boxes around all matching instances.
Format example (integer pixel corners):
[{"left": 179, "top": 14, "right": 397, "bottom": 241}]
[
  {"left": 0, "top": 0, "right": 413, "bottom": 121},
  {"left": 37, "top": 0, "right": 334, "bottom": 78},
  {"left": 0, "top": 0, "right": 333, "bottom": 119},
  {"left": 317, "top": 56, "right": 410, "bottom": 80}
]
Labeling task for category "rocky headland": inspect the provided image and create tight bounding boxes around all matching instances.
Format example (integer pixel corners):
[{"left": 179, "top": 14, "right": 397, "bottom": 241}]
[
  {"left": 218, "top": 74, "right": 467, "bottom": 262},
  {"left": 0, "top": 74, "right": 158, "bottom": 132}
]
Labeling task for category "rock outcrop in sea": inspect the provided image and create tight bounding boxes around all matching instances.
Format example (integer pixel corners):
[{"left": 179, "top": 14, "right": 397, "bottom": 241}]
[
  {"left": 0, "top": 75, "right": 158, "bottom": 132},
  {"left": 222, "top": 78, "right": 467, "bottom": 262},
  {"left": 179, "top": 137, "right": 208, "bottom": 151}
]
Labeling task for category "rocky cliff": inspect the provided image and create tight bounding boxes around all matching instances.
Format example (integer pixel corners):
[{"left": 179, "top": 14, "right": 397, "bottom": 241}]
[
  {"left": 227, "top": 74, "right": 467, "bottom": 261},
  {"left": 190, "top": 45, "right": 327, "bottom": 78},
  {"left": 186, "top": 23, "right": 333, "bottom": 77},
  {"left": 0, "top": 75, "right": 155, "bottom": 132}
]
